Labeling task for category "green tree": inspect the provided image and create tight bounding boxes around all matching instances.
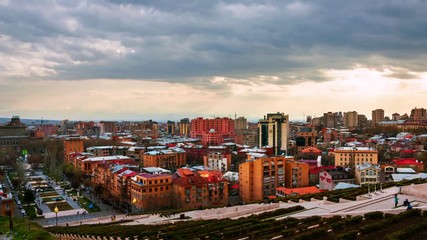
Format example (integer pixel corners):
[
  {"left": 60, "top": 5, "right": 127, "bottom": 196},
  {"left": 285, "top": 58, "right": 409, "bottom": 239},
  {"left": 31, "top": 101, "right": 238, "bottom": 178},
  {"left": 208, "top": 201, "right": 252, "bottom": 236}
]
[{"left": 23, "top": 188, "right": 35, "bottom": 208}]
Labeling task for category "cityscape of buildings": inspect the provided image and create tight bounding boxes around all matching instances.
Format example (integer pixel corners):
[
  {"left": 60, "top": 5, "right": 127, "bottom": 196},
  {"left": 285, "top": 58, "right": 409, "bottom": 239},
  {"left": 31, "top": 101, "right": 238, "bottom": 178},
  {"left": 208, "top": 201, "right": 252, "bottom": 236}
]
[
  {"left": 1, "top": 1, "right": 427, "bottom": 238},
  {"left": 1, "top": 106, "right": 427, "bottom": 215}
]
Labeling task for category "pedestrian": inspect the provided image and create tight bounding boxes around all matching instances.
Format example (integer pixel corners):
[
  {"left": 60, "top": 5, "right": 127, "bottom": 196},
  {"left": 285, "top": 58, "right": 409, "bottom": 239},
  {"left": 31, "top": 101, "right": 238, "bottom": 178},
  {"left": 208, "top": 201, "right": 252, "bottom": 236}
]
[
  {"left": 403, "top": 199, "right": 409, "bottom": 206},
  {"left": 394, "top": 194, "right": 399, "bottom": 207}
]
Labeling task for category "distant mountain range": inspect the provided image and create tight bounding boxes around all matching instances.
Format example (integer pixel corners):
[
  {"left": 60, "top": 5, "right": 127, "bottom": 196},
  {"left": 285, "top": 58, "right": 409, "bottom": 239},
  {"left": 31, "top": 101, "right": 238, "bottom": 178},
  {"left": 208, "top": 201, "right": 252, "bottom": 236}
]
[{"left": 0, "top": 117, "right": 61, "bottom": 126}]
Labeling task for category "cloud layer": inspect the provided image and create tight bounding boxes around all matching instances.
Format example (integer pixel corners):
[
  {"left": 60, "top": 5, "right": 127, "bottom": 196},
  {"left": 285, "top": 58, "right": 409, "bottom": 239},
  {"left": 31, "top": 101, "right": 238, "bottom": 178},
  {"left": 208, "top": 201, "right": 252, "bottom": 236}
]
[{"left": 0, "top": 0, "right": 426, "bottom": 120}]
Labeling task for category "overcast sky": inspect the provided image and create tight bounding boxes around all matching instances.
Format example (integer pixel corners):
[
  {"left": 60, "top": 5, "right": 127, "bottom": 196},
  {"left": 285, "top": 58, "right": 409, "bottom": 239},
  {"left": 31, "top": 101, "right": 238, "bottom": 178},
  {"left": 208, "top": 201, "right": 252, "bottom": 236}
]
[{"left": 1, "top": 0, "right": 426, "bottom": 122}]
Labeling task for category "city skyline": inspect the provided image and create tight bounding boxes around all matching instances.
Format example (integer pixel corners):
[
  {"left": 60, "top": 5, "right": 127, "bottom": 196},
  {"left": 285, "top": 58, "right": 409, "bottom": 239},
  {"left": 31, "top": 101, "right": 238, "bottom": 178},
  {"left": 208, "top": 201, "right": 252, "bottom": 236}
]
[{"left": 1, "top": 1, "right": 426, "bottom": 121}]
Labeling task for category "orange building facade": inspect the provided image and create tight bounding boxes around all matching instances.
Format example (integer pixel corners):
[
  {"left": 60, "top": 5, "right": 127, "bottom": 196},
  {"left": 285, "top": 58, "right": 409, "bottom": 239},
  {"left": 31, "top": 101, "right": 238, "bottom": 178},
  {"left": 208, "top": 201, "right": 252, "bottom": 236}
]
[
  {"left": 130, "top": 173, "right": 173, "bottom": 211},
  {"left": 173, "top": 169, "right": 228, "bottom": 210},
  {"left": 334, "top": 147, "right": 378, "bottom": 168},
  {"left": 284, "top": 160, "right": 310, "bottom": 188},
  {"left": 63, "top": 137, "right": 84, "bottom": 163},
  {"left": 239, "top": 156, "right": 287, "bottom": 203},
  {"left": 141, "top": 149, "right": 186, "bottom": 169}
]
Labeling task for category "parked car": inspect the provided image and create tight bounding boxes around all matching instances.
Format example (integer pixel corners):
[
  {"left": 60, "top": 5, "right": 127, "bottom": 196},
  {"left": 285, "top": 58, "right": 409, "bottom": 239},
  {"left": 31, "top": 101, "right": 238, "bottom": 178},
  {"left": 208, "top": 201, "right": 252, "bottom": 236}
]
[{"left": 20, "top": 209, "right": 26, "bottom": 216}]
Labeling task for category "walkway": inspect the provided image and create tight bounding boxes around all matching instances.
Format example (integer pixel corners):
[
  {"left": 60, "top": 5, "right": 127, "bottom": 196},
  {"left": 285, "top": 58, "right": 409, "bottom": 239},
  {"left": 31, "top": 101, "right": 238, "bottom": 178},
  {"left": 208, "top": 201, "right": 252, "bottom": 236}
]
[{"left": 41, "top": 183, "right": 427, "bottom": 228}]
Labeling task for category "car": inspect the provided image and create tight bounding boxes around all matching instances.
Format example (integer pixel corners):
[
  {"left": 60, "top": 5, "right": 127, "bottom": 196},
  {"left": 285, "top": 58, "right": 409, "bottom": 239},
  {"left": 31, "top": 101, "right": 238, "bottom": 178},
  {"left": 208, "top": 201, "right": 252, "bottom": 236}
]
[
  {"left": 20, "top": 209, "right": 26, "bottom": 216},
  {"left": 17, "top": 200, "right": 21, "bottom": 205},
  {"left": 18, "top": 204, "right": 23, "bottom": 209}
]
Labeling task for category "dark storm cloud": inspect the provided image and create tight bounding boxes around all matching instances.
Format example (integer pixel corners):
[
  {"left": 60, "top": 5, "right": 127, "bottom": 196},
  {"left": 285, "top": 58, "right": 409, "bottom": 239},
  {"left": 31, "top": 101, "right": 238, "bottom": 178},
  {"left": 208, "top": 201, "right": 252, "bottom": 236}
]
[{"left": 1, "top": 0, "right": 427, "bottom": 89}]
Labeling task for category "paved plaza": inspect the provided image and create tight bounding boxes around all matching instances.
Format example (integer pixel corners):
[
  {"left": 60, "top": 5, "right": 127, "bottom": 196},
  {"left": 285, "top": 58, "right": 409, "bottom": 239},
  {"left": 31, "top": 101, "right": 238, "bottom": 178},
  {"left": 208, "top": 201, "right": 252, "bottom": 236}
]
[{"left": 50, "top": 183, "right": 427, "bottom": 228}]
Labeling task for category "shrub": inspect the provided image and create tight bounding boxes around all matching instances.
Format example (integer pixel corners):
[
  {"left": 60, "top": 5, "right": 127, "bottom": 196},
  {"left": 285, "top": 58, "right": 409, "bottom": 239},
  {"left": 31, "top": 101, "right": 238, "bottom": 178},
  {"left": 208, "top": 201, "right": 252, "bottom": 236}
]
[
  {"left": 364, "top": 211, "right": 384, "bottom": 220},
  {"left": 360, "top": 222, "right": 383, "bottom": 234},
  {"left": 345, "top": 216, "right": 363, "bottom": 226},
  {"left": 285, "top": 218, "right": 300, "bottom": 228},
  {"left": 337, "top": 230, "right": 358, "bottom": 240},
  {"left": 325, "top": 215, "right": 343, "bottom": 224},
  {"left": 331, "top": 222, "right": 345, "bottom": 231},
  {"left": 386, "top": 221, "right": 427, "bottom": 240},
  {"left": 281, "top": 229, "right": 295, "bottom": 237},
  {"left": 295, "top": 228, "right": 327, "bottom": 240},
  {"left": 300, "top": 215, "right": 322, "bottom": 225}
]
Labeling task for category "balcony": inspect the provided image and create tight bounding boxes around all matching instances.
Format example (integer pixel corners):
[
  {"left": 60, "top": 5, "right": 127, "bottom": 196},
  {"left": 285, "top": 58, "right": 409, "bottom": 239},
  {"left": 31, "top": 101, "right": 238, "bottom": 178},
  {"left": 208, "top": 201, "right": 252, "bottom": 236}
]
[{"left": 264, "top": 177, "right": 271, "bottom": 183}]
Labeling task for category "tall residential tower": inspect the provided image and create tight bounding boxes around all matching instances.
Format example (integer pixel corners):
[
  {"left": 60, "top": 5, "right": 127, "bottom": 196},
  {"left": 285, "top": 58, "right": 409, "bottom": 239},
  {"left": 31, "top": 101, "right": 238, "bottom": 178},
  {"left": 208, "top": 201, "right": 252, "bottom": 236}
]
[{"left": 258, "top": 112, "right": 289, "bottom": 155}]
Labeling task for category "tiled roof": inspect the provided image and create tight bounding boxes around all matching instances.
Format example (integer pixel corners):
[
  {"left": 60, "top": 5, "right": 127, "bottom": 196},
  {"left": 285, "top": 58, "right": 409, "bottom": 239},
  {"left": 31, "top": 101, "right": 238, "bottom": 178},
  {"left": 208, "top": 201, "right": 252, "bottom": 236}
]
[
  {"left": 276, "top": 186, "right": 321, "bottom": 195},
  {"left": 393, "top": 158, "right": 423, "bottom": 165}
]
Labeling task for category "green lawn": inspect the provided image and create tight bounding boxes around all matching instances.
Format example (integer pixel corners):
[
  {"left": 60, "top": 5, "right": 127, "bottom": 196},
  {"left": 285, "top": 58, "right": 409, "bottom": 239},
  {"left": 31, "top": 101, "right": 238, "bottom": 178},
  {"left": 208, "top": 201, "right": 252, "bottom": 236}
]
[
  {"left": 78, "top": 197, "right": 101, "bottom": 213},
  {"left": 0, "top": 216, "right": 54, "bottom": 240},
  {"left": 39, "top": 191, "right": 60, "bottom": 197},
  {"left": 42, "top": 196, "right": 63, "bottom": 203},
  {"left": 46, "top": 202, "right": 73, "bottom": 212}
]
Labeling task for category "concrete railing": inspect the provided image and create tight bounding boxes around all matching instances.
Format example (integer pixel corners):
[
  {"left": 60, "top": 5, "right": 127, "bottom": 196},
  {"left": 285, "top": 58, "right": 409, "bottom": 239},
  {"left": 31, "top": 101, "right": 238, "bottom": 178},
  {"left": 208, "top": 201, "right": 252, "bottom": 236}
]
[
  {"left": 401, "top": 184, "right": 427, "bottom": 199},
  {"left": 54, "top": 234, "right": 138, "bottom": 240},
  {"left": 194, "top": 203, "right": 280, "bottom": 220}
]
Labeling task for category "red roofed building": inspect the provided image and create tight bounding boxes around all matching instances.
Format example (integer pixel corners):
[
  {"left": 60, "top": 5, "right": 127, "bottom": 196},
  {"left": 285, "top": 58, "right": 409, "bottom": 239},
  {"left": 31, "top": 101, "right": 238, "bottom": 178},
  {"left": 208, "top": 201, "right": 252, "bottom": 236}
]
[
  {"left": 309, "top": 166, "right": 335, "bottom": 185},
  {"left": 69, "top": 153, "right": 136, "bottom": 176},
  {"left": 300, "top": 147, "right": 322, "bottom": 156},
  {"left": 172, "top": 169, "right": 228, "bottom": 209},
  {"left": 90, "top": 161, "right": 139, "bottom": 210},
  {"left": 276, "top": 186, "right": 321, "bottom": 197},
  {"left": 0, "top": 192, "right": 14, "bottom": 216},
  {"left": 393, "top": 158, "right": 424, "bottom": 172}
]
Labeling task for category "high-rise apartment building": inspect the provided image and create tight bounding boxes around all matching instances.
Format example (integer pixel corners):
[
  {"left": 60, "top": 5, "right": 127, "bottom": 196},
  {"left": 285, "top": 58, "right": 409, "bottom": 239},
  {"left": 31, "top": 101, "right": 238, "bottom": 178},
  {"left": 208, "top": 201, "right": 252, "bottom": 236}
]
[
  {"left": 410, "top": 107, "right": 427, "bottom": 121},
  {"left": 372, "top": 109, "right": 385, "bottom": 126},
  {"left": 323, "top": 112, "right": 337, "bottom": 128},
  {"left": 166, "top": 121, "right": 175, "bottom": 135},
  {"left": 357, "top": 114, "right": 368, "bottom": 130},
  {"left": 295, "top": 128, "right": 317, "bottom": 151},
  {"left": 179, "top": 118, "right": 190, "bottom": 136},
  {"left": 239, "top": 156, "right": 286, "bottom": 202},
  {"left": 99, "top": 121, "right": 119, "bottom": 134},
  {"left": 235, "top": 117, "right": 247, "bottom": 131},
  {"left": 190, "top": 117, "right": 235, "bottom": 145},
  {"left": 258, "top": 112, "right": 289, "bottom": 155},
  {"left": 343, "top": 111, "right": 358, "bottom": 128}
]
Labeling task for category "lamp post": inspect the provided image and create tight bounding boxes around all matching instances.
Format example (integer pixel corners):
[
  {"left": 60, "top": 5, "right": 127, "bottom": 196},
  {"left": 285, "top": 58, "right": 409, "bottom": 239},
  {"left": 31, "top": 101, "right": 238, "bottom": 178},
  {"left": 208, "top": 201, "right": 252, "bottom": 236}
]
[
  {"left": 132, "top": 197, "right": 137, "bottom": 213},
  {"left": 54, "top": 206, "right": 59, "bottom": 226},
  {"left": 5, "top": 203, "right": 13, "bottom": 236}
]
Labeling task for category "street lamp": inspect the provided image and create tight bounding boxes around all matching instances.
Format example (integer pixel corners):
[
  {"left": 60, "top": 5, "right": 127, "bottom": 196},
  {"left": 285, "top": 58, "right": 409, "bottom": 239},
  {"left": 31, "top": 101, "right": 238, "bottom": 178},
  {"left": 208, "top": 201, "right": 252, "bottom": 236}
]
[
  {"left": 54, "top": 206, "right": 59, "bottom": 226},
  {"left": 5, "top": 202, "right": 13, "bottom": 236},
  {"left": 132, "top": 197, "right": 137, "bottom": 213}
]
